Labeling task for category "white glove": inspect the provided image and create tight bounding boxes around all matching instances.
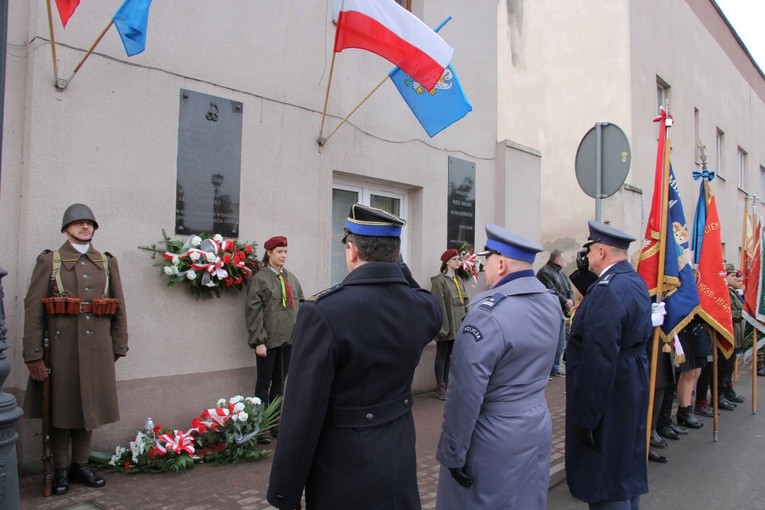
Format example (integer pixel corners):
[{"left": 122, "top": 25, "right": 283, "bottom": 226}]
[{"left": 651, "top": 302, "right": 666, "bottom": 327}]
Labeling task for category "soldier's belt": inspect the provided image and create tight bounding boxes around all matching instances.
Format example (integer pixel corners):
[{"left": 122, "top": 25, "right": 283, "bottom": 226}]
[
  {"left": 331, "top": 392, "right": 413, "bottom": 429},
  {"left": 42, "top": 297, "right": 118, "bottom": 316}
]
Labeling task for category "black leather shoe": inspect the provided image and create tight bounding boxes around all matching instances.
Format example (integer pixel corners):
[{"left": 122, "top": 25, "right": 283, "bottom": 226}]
[
  {"left": 650, "top": 431, "right": 668, "bottom": 448},
  {"left": 695, "top": 404, "right": 716, "bottom": 418},
  {"left": 717, "top": 396, "right": 736, "bottom": 411},
  {"left": 648, "top": 449, "right": 668, "bottom": 463},
  {"left": 52, "top": 467, "right": 69, "bottom": 496},
  {"left": 723, "top": 391, "right": 744, "bottom": 404},
  {"left": 670, "top": 423, "right": 688, "bottom": 435},
  {"left": 257, "top": 431, "right": 272, "bottom": 445},
  {"left": 69, "top": 463, "right": 105, "bottom": 488},
  {"left": 676, "top": 406, "right": 703, "bottom": 429},
  {"left": 656, "top": 425, "right": 679, "bottom": 440}
]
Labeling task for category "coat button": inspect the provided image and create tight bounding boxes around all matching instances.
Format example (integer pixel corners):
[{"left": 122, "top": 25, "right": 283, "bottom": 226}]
[
  {"left": 83, "top": 274, "right": 89, "bottom": 279},
  {"left": 403, "top": 399, "right": 409, "bottom": 406},
  {"left": 85, "top": 287, "right": 91, "bottom": 292},
  {"left": 85, "top": 315, "right": 92, "bottom": 320},
  {"left": 365, "top": 413, "right": 374, "bottom": 422},
  {"left": 276, "top": 495, "right": 285, "bottom": 501},
  {"left": 80, "top": 261, "right": 86, "bottom": 265},
  {"left": 85, "top": 330, "right": 93, "bottom": 335}
]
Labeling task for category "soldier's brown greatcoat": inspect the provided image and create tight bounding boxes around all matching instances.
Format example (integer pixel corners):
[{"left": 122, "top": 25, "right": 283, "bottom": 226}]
[{"left": 22, "top": 241, "right": 128, "bottom": 430}]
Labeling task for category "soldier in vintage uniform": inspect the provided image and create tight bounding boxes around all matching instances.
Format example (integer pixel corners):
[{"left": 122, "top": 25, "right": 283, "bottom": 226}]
[
  {"left": 565, "top": 221, "right": 654, "bottom": 509},
  {"left": 436, "top": 224, "right": 561, "bottom": 509},
  {"left": 430, "top": 248, "right": 469, "bottom": 400},
  {"left": 245, "top": 235, "right": 304, "bottom": 444},
  {"left": 23, "top": 203, "right": 128, "bottom": 496},
  {"left": 266, "top": 204, "right": 441, "bottom": 510}
]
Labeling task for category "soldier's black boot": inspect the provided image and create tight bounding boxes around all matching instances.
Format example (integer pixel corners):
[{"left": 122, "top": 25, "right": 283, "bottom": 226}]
[
  {"left": 52, "top": 467, "right": 69, "bottom": 495},
  {"left": 69, "top": 463, "right": 106, "bottom": 488},
  {"left": 676, "top": 406, "right": 703, "bottom": 429}
]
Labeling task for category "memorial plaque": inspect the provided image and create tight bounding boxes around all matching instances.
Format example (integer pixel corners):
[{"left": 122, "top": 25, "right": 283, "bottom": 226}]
[
  {"left": 447, "top": 156, "right": 476, "bottom": 248},
  {"left": 176, "top": 89, "right": 243, "bottom": 237}
]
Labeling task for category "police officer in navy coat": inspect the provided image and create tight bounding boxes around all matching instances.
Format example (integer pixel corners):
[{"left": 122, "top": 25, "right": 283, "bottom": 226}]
[
  {"left": 565, "top": 221, "right": 654, "bottom": 509},
  {"left": 266, "top": 204, "right": 441, "bottom": 510}
]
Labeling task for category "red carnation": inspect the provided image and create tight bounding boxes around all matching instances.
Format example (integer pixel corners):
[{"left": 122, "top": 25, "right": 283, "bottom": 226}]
[{"left": 245, "top": 245, "right": 253, "bottom": 254}]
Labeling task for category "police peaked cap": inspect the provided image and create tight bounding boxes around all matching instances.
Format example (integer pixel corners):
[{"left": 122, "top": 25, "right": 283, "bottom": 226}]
[
  {"left": 477, "top": 224, "right": 543, "bottom": 263},
  {"left": 345, "top": 204, "right": 405, "bottom": 238},
  {"left": 584, "top": 220, "right": 635, "bottom": 250}
]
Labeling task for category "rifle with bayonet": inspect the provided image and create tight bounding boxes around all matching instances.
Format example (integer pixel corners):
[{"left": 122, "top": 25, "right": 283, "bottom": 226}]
[{"left": 41, "top": 331, "right": 52, "bottom": 497}]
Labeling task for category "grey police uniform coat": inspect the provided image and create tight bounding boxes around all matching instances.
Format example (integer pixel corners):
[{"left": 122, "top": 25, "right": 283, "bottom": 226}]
[
  {"left": 436, "top": 272, "right": 561, "bottom": 509},
  {"left": 266, "top": 262, "right": 441, "bottom": 510},
  {"left": 565, "top": 260, "right": 652, "bottom": 504}
]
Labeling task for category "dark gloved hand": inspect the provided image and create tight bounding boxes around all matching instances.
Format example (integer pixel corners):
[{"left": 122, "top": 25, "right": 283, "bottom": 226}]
[
  {"left": 576, "top": 247, "right": 589, "bottom": 272},
  {"left": 577, "top": 425, "right": 595, "bottom": 448},
  {"left": 448, "top": 466, "right": 474, "bottom": 488}
]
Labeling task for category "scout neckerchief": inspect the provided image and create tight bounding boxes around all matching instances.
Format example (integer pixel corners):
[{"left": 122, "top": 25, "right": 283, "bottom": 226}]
[
  {"left": 270, "top": 266, "right": 294, "bottom": 308},
  {"left": 447, "top": 272, "right": 464, "bottom": 304}
]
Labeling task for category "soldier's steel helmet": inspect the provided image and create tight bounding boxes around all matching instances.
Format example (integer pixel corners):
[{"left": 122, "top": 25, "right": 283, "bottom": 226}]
[{"left": 60, "top": 203, "right": 99, "bottom": 232}]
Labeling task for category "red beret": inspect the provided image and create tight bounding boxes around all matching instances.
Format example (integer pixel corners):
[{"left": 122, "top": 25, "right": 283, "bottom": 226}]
[
  {"left": 440, "top": 248, "right": 459, "bottom": 262},
  {"left": 264, "top": 236, "right": 288, "bottom": 251}
]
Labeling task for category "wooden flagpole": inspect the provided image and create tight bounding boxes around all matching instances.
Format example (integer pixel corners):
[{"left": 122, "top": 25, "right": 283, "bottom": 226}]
[
  {"left": 752, "top": 197, "right": 759, "bottom": 415},
  {"left": 322, "top": 76, "right": 388, "bottom": 146},
  {"left": 60, "top": 19, "right": 114, "bottom": 89},
  {"left": 646, "top": 107, "right": 672, "bottom": 459},
  {"left": 317, "top": 51, "right": 338, "bottom": 147},
  {"left": 753, "top": 327, "right": 758, "bottom": 415},
  {"left": 44, "top": 0, "right": 61, "bottom": 88},
  {"left": 712, "top": 332, "right": 720, "bottom": 441}
]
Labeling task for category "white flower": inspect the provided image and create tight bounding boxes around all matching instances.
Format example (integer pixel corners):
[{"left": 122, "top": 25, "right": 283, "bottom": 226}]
[
  {"left": 163, "top": 266, "right": 174, "bottom": 275},
  {"left": 172, "top": 256, "right": 180, "bottom": 265},
  {"left": 230, "top": 413, "right": 239, "bottom": 422},
  {"left": 205, "top": 252, "right": 217, "bottom": 263},
  {"left": 108, "top": 445, "right": 127, "bottom": 466},
  {"left": 191, "top": 236, "right": 202, "bottom": 246},
  {"left": 233, "top": 402, "right": 245, "bottom": 413},
  {"left": 189, "top": 251, "right": 201, "bottom": 262},
  {"left": 213, "top": 234, "right": 223, "bottom": 243},
  {"left": 229, "top": 395, "right": 244, "bottom": 405},
  {"left": 186, "top": 270, "right": 197, "bottom": 280},
  {"left": 129, "top": 433, "right": 147, "bottom": 463},
  {"left": 245, "top": 396, "right": 262, "bottom": 406},
  {"left": 237, "top": 411, "right": 248, "bottom": 422},
  {"left": 205, "top": 280, "right": 216, "bottom": 287},
  {"left": 217, "top": 398, "right": 227, "bottom": 407}
]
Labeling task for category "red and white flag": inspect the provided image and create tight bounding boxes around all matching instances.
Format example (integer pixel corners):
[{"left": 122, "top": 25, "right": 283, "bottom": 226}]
[
  {"left": 334, "top": 0, "right": 453, "bottom": 92},
  {"left": 55, "top": 0, "right": 80, "bottom": 28}
]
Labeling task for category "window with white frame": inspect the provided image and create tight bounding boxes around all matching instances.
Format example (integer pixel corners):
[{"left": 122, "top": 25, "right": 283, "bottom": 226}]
[
  {"left": 738, "top": 147, "right": 747, "bottom": 191},
  {"left": 716, "top": 129, "right": 725, "bottom": 178},
  {"left": 760, "top": 165, "right": 765, "bottom": 203},
  {"left": 656, "top": 77, "right": 670, "bottom": 113},
  {"left": 331, "top": 178, "right": 408, "bottom": 285}
]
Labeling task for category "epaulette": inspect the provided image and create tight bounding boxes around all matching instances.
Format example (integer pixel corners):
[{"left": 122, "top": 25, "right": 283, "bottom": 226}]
[
  {"left": 478, "top": 292, "right": 507, "bottom": 311},
  {"left": 41, "top": 249, "right": 51, "bottom": 255},
  {"left": 104, "top": 252, "right": 114, "bottom": 258},
  {"left": 598, "top": 273, "right": 616, "bottom": 286},
  {"left": 307, "top": 284, "right": 343, "bottom": 301}
]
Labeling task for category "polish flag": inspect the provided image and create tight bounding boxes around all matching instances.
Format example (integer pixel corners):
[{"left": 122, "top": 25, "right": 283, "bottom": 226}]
[
  {"left": 334, "top": 0, "right": 454, "bottom": 92},
  {"left": 55, "top": 0, "right": 80, "bottom": 28}
]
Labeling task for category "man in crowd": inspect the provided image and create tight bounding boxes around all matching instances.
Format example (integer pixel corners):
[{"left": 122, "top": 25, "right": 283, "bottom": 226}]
[
  {"left": 23, "top": 203, "right": 128, "bottom": 496},
  {"left": 266, "top": 204, "right": 441, "bottom": 510},
  {"left": 565, "top": 221, "right": 655, "bottom": 509},
  {"left": 536, "top": 249, "right": 574, "bottom": 377},
  {"left": 436, "top": 224, "right": 560, "bottom": 509}
]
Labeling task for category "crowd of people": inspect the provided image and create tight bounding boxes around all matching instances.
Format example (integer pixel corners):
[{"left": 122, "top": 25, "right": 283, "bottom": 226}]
[{"left": 22, "top": 204, "right": 761, "bottom": 508}]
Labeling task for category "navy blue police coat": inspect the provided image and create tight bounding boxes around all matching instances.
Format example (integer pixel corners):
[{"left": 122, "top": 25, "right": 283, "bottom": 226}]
[
  {"left": 266, "top": 262, "right": 441, "bottom": 510},
  {"left": 565, "top": 260, "right": 653, "bottom": 503}
]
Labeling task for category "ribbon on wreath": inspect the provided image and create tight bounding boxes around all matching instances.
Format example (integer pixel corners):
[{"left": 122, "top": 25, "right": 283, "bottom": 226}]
[
  {"left": 201, "top": 407, "right": 231, "bottom": 430},
  {"left": 157, "top": 429, "right": 196, "bottom": 455},
  {"left": 459, "top": 252, "right": 479, "bottom": 283},
  {"left": 692, "top": 169, "right": 715, "bottom": 181}
]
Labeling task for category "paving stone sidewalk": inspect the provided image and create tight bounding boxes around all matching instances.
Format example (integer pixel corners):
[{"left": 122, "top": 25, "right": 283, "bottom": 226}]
[{"left": 19, "top": 376, "right": 567, "bottom": 510}]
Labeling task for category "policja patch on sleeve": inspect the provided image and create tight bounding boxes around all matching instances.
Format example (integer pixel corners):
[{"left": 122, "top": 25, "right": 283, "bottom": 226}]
[{"left": 463, "top": 325, "right": 483, "bottom": 342}]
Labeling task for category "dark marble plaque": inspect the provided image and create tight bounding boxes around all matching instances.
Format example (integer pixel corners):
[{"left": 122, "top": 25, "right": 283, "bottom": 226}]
[
  {"left": 447, "top": 156, "right": 476, "bottom": 248},
  {"left": 176, "top": 89, "right": 242, "bottom": 237}
]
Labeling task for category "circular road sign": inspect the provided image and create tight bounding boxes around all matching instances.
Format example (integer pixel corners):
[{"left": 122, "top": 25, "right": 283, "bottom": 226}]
[{"left": 575, "top": 123, "right": 631, "bottom": 198}]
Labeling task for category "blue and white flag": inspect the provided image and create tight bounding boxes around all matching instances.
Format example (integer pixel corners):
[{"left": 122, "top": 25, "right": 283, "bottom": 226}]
[
  {"left": 388, "top": 64, "right": 472, "bottom": 137},
  {"left": 113, "top": 0, "right": 153, "bottom": 57}
]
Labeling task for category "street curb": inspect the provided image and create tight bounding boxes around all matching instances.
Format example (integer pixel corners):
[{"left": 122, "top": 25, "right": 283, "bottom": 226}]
[{"left": 549, "top": 461, "right": 566, "bottom": 488}]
